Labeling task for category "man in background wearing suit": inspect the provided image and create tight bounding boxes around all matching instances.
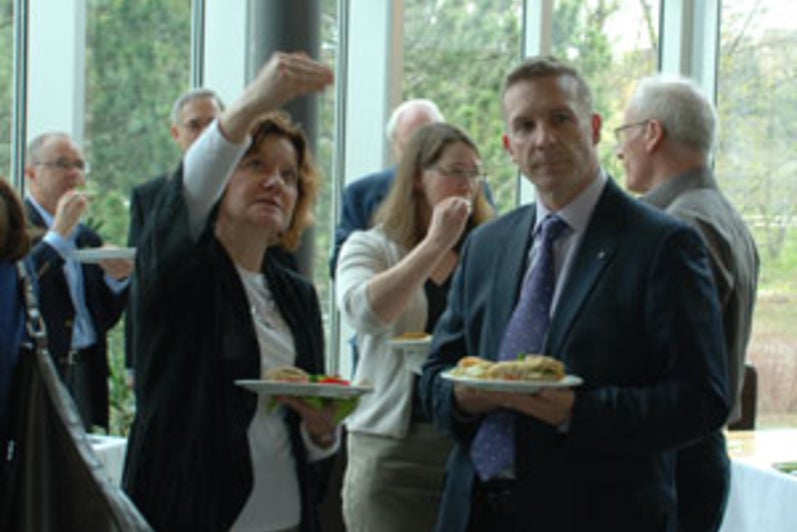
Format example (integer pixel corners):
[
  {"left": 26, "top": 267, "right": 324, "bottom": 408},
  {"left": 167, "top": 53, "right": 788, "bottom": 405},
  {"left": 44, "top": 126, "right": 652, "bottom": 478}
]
[
  {"left": 125, "top": 88, "right": 224, "bottom": 372},
  {"left": 25, "top": 132, "right": 132, "bottom": 431},
  {"left": 617, "top": 75, "right": 759, "bottom": 532},
  {"left": 420, "top": 57, "right": 730, "bottom": 531},
  {"left": 127, "top": 88, "right": 224, "bottom": 255}
]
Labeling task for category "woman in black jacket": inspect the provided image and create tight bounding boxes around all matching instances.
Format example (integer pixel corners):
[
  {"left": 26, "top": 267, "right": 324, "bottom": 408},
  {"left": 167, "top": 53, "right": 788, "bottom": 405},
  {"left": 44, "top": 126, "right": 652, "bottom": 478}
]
[{"left": 122, "top": 52, "right": 337, "bottom": 531}]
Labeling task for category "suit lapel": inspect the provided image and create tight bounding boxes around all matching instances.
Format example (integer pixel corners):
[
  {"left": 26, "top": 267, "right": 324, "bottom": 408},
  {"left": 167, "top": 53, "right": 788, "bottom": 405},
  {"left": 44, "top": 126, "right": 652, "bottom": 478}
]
[
  {"left": 545, "top": 182, "right": 625, "bottom": 358},
  {"left": 489, "top": 206, "right": 536, "bottom": 358}
]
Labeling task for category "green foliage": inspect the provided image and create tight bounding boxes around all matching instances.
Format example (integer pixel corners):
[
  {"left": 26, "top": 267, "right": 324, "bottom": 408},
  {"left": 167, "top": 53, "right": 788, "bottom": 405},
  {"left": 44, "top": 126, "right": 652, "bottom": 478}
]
[
  {"left": 0, "top": 0, "right": 14, "bottom": 179},
  {"left": 84, "top": 0, "right": 191, "bottom": 197},
  {"left": 3, "top": 0, "right": 795, "bottom": 434},
  {"left": 82, "top": 0, "right": 192, "bottom": 435}
]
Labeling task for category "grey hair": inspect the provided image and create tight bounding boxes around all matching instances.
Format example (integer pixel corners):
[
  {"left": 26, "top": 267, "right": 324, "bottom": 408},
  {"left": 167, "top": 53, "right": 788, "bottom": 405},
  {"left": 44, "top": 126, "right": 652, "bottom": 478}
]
[
  {"left": 384, "top": 99, "right": 444, "bottom": 141},
  {"left": 26, "top": 132, "right": 71, "bottom": 163},
  {"left": 170, "top": 88, "right": 225, "bottom": 125},
  {"left": 628, "top": 75, "right": 717, "bottom": 153}
]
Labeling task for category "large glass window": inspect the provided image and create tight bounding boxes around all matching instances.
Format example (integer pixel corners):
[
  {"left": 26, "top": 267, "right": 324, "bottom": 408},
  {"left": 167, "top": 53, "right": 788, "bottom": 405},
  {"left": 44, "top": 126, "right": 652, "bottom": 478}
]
[
  {"left": 0, "top": 0, "right": 13, "bottom": 182},
  {"left": 552, "top": 0, "right": 661, "bottom": 179},
  {"left": 403, "top": 0, "right": 523, "bottom": 213},
  {"left": 402, "top": 0, "right": 660, "bottom": 213},
  {"left": 83, "top": 0, "right": 192, "bottom": 433},
  {"left": 717, "top": 0, "right": 797, "bottom": 427}
]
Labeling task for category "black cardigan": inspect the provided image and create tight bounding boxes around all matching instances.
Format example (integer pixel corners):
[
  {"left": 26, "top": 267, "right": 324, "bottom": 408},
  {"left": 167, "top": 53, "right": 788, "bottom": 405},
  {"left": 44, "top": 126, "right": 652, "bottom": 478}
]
[{"left": 122, "top": 172, "right": 330, "bottom": 531}]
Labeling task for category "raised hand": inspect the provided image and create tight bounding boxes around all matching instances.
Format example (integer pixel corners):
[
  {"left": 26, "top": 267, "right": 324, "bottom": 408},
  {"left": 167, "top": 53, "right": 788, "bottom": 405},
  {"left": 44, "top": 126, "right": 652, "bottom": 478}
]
[
  {"left": 51, "top": 189, "right": 89, "bottom": 238},
  {"left": 222, "top": 51, "right": 334, "bottom": 142},
  {"left": 425, "top": 195, "right": 472, "bottom": 252}
]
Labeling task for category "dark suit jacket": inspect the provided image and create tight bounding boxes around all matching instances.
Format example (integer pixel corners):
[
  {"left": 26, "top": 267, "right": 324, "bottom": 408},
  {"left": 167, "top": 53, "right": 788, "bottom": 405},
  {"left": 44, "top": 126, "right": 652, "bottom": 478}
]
[
  {"left": 642, "top": 167, "right": 758, "bottom": 423},
  {"left": 128, "top": 174, "right": 169, "bottom": 249},
  {"left": 25, "top": 200, "right": 127, "bottom": 429},
  {"left": 420, "top": 179, "right": 730, "bottom": 532},
  {"left": 123, "top": 173, "right": 331, "bottom": 531},
  {"left": 125, "top": 174, "right": 169, "bottom": 368},
  {"left": 642, "top": 167, "right": 759, "bottom": 531}
]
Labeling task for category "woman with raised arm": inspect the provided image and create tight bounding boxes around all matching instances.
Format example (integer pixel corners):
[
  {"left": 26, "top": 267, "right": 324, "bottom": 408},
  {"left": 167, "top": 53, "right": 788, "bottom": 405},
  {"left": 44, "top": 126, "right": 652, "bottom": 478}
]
[{"left": 122, "top": 52, "right": 337, "bottom": 532}]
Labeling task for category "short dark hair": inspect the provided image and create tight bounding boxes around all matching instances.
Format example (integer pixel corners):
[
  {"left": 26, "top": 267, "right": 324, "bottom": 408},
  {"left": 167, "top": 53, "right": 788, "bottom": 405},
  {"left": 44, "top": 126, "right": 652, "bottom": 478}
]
[{"left": 503, "top": 56, "right": 594, "bottom": 114}]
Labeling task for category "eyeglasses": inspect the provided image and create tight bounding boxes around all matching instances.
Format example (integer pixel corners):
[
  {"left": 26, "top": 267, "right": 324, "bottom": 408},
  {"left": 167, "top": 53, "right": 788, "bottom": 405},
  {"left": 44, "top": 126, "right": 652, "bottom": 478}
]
[
  {"left": 613, "top": 120, "right": 650, "bottom": 144},
  {"left": 429, "top": 166, "right": 487, "bottom": 183},
  {"left": 35, "top": 158, "right": 90, "bottom": 173}
]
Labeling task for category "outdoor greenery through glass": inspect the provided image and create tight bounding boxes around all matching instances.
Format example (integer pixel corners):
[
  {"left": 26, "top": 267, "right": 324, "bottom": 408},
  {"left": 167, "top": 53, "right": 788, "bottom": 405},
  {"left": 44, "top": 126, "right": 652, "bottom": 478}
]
[{"left": 0, "top": 0, "right": 793, "bottom": 433}]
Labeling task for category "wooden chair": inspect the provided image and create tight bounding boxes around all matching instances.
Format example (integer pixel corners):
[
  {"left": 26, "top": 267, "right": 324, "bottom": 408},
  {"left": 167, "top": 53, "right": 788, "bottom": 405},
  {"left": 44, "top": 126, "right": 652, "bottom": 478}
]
[{"left": 728, "top": 363, "right": 758, "bottom": 431}]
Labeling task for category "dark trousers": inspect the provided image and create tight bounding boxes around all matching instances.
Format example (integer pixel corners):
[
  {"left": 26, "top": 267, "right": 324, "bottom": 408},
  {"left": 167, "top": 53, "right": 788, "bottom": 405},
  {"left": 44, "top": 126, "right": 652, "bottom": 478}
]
[
  {"left": 57, "top": 346, "right": 99, "bottom": 432},
  {"left": 676, "top": 430, "right": 731, "bottom": 532},
  {"left": 466, "top": 478, "right": 520, "bottom": 532}
]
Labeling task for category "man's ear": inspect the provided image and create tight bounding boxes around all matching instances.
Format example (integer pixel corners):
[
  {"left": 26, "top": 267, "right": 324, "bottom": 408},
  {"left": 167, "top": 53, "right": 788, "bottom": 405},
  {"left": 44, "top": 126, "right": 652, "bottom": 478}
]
[
  {"left": 591, "top": 113, "right": 602, "bottom": 145},
  {"left": 170, "top": 124, "right": 180, "bottom": 142},
  {"left": 23, "top": 164, "right": 36, "bottom": 183},
  {"left": 646, "top": 119, "right": 666, "bottom": 152},
  {"left": 502, "top": 133, "right": 516, "bottom": 162}
]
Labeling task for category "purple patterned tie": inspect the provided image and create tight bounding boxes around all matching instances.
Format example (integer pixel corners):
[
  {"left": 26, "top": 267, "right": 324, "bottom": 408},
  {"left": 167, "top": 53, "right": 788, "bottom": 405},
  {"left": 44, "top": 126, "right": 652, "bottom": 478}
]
[{"left": 470, "top": 214, "right": 568, "bottom": 481}]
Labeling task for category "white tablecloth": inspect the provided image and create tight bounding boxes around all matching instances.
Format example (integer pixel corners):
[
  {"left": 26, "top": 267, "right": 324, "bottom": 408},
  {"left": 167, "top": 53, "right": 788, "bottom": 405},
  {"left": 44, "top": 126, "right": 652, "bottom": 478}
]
[
  {"left": 89, "top": 435, "right": 127, "bottom": 486},
  {"left": 720, "top": 430, "right": 797, "bottom": 531}
]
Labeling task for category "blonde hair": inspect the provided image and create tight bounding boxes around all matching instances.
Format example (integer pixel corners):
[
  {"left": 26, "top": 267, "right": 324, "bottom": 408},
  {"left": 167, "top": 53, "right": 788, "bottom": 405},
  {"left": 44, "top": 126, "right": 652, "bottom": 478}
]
[{"left": 375, "top": 123, "right": 493, "bottom": 249}]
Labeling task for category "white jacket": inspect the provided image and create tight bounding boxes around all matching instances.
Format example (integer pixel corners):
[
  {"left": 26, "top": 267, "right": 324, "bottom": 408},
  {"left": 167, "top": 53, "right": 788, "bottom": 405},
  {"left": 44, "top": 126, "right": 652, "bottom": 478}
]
[{"left": 335, "top": 226, "right": 427, "bottom": 439}]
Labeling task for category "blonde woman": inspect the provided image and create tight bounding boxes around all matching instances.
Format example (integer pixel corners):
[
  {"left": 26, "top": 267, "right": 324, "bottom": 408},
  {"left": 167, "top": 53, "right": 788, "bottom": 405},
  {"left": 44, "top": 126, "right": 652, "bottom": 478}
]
[{"left": 336, "top": 122, "right": 494, "bottom": 531}]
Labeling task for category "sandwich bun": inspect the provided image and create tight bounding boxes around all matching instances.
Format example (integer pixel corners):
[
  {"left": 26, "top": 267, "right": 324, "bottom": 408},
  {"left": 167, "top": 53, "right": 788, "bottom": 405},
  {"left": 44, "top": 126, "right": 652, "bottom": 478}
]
[
  {"left": 263, "top": 366, "right": 310, "bottom": 383},
  {"left": 486, "top": 355, "right": 565, "bottom": 382}
]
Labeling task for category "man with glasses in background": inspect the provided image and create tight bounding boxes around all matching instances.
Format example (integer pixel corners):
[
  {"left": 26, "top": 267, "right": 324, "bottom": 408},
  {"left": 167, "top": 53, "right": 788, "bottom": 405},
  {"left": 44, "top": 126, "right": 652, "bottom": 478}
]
[
  {"left": 128, "top": 88, "right": 224, "bottom": 252},
  {"left": 126, "top": 88, "right": 224, "bottom": 376},
  {"left": 616, "top": 75, "right": 759, "bottom": 532},
  {"left": 24, "top": 132, "right": 132, "bottom": 431}
]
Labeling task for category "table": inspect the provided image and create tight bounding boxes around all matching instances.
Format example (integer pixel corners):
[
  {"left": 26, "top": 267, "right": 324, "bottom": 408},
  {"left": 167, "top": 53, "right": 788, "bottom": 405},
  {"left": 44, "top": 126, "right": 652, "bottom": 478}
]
[
  {"left": 88, "top": 434, "right": 128, "bottom": 486},
  {"left": 720, "top": 429, "right": 797, "bottom": 531}
]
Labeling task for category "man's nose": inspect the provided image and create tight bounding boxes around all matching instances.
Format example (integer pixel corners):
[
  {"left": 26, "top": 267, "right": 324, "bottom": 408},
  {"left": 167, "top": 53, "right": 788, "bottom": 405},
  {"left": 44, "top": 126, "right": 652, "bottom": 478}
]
[{"left": 531, "top": 124, "right": 555, "bottom": 147}]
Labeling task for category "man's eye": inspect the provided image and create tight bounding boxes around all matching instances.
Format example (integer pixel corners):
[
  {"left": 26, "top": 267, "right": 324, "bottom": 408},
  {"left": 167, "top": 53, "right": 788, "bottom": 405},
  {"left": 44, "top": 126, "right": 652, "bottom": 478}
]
[{"left": 515, "top": 120, "right": 533, "bottom": 133}]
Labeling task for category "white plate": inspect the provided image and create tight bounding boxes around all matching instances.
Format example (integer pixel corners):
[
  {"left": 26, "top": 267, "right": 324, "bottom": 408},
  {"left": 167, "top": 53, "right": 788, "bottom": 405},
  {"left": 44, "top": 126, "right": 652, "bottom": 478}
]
[
  {"left": 235, "top": 380, "right": 373, "bottom": 399},
  {"left": 441, "top": 370, "right": 583, "bottom": 393},
  {"left": 388, "top": 335, "right": 432, "bottom": 352},
  {"left": 73, "top": 247, "right": 136, "bottom": 262}
]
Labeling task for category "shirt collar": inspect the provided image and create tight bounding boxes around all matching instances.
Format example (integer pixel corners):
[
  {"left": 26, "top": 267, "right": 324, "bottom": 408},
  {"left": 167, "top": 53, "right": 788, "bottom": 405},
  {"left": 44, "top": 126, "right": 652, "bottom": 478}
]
[
  {"left": 534, "top": 168, "right": 608, "bottom": 236},
  {"left": 26, "top": 195, "right": 55, "bottom": 229}
]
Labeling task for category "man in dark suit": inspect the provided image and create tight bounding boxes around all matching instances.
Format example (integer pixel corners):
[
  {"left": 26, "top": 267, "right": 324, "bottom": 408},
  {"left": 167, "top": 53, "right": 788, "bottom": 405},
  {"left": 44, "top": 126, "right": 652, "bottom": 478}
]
[
  {"left": 24, "top": 132, "right": 131, "bottom": 431},
  {"left": 420, "top": 57, "right": 730, "bottom": 532},
  {"left": 128, "top": 88, "right": 224, "bottom": 254},
  {"left": 617, "top": 75, "right": 759, "bottom": 532},
  {"left": 126, "top": 88, "right": 224, "bottom": 371}
]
